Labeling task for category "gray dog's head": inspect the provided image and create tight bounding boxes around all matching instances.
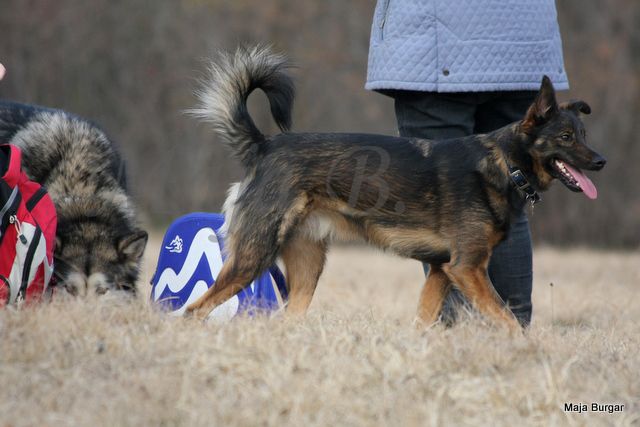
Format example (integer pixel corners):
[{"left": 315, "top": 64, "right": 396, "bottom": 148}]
[
  {"left": 54, "top": 227, "right": 148, "bottom": 296},
  {"left": 52, "top": 197, "right": 148, "bottom": 296}
]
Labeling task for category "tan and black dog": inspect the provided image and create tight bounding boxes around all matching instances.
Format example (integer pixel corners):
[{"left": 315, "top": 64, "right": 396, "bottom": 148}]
[{"left": 186, "top": 46, "right": 605, "bottom": 330}]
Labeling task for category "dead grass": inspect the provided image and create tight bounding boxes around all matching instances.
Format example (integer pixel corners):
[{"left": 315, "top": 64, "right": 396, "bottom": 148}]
[{"left": 0, "top": 241, "right": 638, "bottom": 426}]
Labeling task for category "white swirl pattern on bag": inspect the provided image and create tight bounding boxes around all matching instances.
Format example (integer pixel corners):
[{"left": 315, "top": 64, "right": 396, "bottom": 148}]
[{"left": 153, "top": 228, "right": 243, "bottom": 321}]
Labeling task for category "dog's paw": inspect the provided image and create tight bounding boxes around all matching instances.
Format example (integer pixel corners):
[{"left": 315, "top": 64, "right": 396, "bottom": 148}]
[
  {"left": 183, "top": 303, "right": 211, "bottom": 322},
  {"left": 412, "top": 316, "right": 438, "bottom": 330},
  {"left": 183, "top": 303, "right": 197, "bottom": 318}
]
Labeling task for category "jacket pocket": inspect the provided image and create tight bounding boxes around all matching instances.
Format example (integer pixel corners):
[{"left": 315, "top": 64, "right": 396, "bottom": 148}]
[{"left": 377, "top": 0, "right": 391, "bottom": 41}]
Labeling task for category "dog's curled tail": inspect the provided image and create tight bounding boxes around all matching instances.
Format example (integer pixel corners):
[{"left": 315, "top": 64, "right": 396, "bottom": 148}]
[{"left": 192, "top": 45, "right": 295, "bottom": 168}]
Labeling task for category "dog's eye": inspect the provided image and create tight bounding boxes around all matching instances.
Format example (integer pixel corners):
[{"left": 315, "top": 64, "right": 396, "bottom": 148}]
[{"left": 561, "top": 133, "right": 572, "bottom": 142}]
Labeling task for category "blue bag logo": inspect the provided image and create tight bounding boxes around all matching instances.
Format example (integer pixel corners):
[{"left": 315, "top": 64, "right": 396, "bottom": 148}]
[{"left": 164, "top": 235, "right": 184, "bottom": 253}]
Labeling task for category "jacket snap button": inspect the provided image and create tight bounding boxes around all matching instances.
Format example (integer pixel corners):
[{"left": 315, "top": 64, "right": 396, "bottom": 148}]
[{"left": 442, "top": 69, "right": 450, "bottom": 76}]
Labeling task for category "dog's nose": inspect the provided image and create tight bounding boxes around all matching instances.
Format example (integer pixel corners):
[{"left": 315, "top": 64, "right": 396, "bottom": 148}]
[{"left": 591, "top": 154, "right": 607, "bottom": 170}]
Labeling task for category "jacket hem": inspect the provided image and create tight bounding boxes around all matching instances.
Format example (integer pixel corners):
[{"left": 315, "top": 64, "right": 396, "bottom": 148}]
[{"left": 365, "top": 80, "right": 570, "bottom": 93}]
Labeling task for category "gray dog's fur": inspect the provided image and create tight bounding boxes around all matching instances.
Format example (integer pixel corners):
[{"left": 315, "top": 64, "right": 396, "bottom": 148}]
[{"left": 0, "top": 101, "right": 147, "bottom": 296}]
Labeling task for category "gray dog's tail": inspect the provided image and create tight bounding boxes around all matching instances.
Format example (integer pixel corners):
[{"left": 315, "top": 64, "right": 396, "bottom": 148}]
[{"left": 192, "top": 45, "right": 295, "bottom": 168}]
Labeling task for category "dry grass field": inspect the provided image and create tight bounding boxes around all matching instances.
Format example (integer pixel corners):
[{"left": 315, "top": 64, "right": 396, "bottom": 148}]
[{"left": 1, "top": 237, "right": 638, "bottom": 426}]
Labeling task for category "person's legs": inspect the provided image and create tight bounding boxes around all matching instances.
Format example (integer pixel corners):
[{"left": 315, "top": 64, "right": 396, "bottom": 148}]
[
  {"left": 473, "top": 91, "right": 537, "bottom": 134},
  {"left": 474, "top": 91, "right": 537, "bottom": 326},
  {"left": 486, "top": 210, "right": 533, "bottom": 326},
  {"left": 393, "top": 90, "right": 478, "bottom": 324}
]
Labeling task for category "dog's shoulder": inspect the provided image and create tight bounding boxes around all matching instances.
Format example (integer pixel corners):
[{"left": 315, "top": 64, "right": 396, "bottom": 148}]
[
  {"left": 0, "top": 99, "right": 110, "bottom": 139},
  {"left": 0, "top": 100, "right": 127, "bottom": 190}
]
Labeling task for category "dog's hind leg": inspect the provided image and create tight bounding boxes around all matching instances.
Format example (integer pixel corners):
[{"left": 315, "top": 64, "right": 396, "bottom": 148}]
[
  {"left": 185, "top": 257, "right": 260, "bottom": 320},
  {"left": 415, "top": 265, "right": 452, "bottom": 327},
  {"left": 186, "top": 192, "right": 311, "bottom": 321},
  {"left": 281, "top": 235, "right": 328, "bottom": 315},
  {"left": 185, "top": 227, "right": 283, "bottom": 320},
  {"left": 185, "top": 217, "right": 281, "bottom": 320}
]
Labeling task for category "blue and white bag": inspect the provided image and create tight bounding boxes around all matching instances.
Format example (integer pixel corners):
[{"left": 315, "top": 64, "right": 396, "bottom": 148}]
[{"left": 150, "top": 213, "right": 287, "bottom": 321}]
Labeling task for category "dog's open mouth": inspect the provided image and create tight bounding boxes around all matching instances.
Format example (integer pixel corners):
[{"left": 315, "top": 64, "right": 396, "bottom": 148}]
[{"left": 552, "top": 159, "right": 598, "bottom": 199}]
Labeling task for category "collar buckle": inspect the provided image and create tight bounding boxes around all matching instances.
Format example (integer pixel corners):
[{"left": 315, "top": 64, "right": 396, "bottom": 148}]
[{"left": 509, "top": 168, "right": 541, "bottom": 205}]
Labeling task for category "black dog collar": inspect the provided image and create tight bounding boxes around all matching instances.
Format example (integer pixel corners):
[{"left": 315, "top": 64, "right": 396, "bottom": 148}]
[{"left": 509, "top": 167, "right": 541, "bottom": 205}]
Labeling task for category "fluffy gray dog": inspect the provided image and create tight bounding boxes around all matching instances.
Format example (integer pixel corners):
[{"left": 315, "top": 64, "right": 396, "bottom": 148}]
[{"left": 0, "top": 101, "right": 147, "bottom": 295}]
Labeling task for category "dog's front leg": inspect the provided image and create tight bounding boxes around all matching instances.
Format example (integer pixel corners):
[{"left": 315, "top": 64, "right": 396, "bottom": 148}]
[{"left": 442, "top": 262, "right": 521, "bottom": 332}]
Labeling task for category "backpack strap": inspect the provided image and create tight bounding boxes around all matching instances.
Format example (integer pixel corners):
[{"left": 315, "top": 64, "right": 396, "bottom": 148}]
[
  {"left": 25, "top": 187, "right": 48, "bottom": 211},
  {"left": 0, "top": 144, "right": 22, "bottom": 188},
  {"left": 0, "top": 146, "right": 7, "bottom": 176}
]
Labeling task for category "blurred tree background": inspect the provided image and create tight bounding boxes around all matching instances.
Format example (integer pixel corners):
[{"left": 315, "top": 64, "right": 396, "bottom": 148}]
[{"left": 0, "top": 0, "right": 637, "bottom": 247}]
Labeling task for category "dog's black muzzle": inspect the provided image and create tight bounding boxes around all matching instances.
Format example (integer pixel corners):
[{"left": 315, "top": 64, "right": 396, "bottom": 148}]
[{"left": 589, "top": 153, "right": 607, "bottom": 171}]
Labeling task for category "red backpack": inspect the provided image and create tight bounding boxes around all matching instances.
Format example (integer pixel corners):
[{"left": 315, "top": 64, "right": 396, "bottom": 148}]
[{"left": 0, "top": 144, "right": 57, "bottom": 306}]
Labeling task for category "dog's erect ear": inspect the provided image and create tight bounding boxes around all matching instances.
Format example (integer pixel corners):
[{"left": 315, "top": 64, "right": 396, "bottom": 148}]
[
  {"left": 560, "top": 100, "right": 591, "bottom": 115},
  {"left": 521, "top": 75, "right": 559, "bottom": 134},
  {"left": 117, "top": 230, "right": 148, "bottom": 261}
]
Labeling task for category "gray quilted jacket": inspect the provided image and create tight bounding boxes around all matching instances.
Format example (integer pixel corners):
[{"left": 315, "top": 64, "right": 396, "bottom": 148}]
[{"left": 366, "top": 0, "right": 569, "bottom": 92}]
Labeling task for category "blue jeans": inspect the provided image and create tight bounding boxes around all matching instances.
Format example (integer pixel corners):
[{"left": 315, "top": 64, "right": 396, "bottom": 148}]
[{"left": 391, "top": 90, "right": 535, "bottom": 326}]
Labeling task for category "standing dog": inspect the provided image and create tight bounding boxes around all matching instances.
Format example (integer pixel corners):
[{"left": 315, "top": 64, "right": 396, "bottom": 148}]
[
  {"left": 0, "top": 102, "right": 148, "bottom": 296},
  {"left": 186, "top": 46, "right": 605, "bottom": 329}
]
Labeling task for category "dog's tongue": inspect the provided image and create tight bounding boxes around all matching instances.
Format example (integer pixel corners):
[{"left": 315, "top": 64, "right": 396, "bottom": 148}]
[{"left": 563, "top": 162, "right": 598, "bottom": 199}]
